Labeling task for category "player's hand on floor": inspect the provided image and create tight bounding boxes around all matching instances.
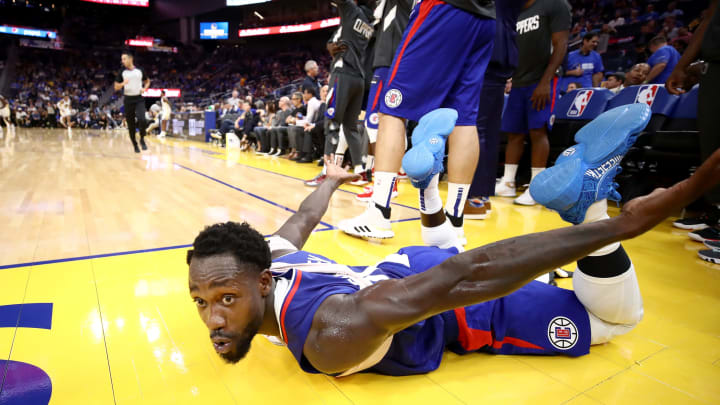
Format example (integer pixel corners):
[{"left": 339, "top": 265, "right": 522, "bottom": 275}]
[{"left": 325, "top": 155, "right": 361, "bottom": 184}]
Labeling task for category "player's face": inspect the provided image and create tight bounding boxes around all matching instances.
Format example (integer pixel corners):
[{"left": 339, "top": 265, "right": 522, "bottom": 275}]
[{"left": 188, "top": 254, "right": 270, "bottom": 364}]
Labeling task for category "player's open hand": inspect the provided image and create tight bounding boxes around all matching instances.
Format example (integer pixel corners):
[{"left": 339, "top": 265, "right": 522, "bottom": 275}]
[
  {"left": 324, "top": 156, "right": 361, "bottom": 184},
  {"left": 531, "top": 81, "right": 551, "bottom": 111}
]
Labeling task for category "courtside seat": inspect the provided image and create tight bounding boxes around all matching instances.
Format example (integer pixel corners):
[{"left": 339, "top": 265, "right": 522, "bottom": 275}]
[
  {"left": 644, "top": 86, "right": 700, "bottom": 171},
  {"left": 548, "top": 88, "right": 614, "bottom": 161},
  {"left": 606, "top": 84, "right": 680, "bottom": 137}
]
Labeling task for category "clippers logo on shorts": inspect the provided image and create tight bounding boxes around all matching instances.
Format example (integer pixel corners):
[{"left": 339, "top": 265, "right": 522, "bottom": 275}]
[
  {"left": 369, "top": 112, "right": 379, "bottom": 125},
  {"left": 634, "top": 85, "right": 659, "bottom": 107},
  {"left": 385, "top": 89, "right": 403, "bottom": 108},
  {"left": 547, "top": 316, "right": 578, "bottom": 350},
  {"left": 567, "top": 90, "right": 594, "bottom": 117}
]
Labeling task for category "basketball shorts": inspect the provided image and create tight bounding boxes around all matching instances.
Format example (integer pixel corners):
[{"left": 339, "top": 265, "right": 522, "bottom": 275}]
[
  {"left": 369, "top": 246, "right": 592, "bottom": 376},
  {"left": 364, "top": 67, "right": 389, "bottom": 131},
  {"left": 500, "top": 79, "right": 560, "bottom": 134},
  {"left": 378, "top": 0, "right": 495, "bottom": 126}
]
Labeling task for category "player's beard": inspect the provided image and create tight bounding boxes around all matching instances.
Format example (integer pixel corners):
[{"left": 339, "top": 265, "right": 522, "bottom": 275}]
[{"left": 212, "top": 315, "right": 263, "bottom": 364}]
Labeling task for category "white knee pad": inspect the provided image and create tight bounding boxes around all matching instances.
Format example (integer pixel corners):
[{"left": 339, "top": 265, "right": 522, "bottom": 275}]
[{"left": 573, "top": 265, "right": 644, "bottom": 344}]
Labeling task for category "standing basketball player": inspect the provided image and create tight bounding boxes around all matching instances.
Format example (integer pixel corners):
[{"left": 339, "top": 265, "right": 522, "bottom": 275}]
[
  {"left": 306, "top": 0, "right": 374, "bottom": 186},
  {"left": 57, "top": 95, "right": 73, "bottom": 129},
  {"left": 339, "top": 0, "right": 496, "bottom": 246},
  {"left": 160, "top": 91, "right": 172, "bottom": 138},
  {"left": 496, "top": 0, "right": 571, "bottom": 206},
  {"left": 114, "top": 51, "right": 151, "bottom": 153}
]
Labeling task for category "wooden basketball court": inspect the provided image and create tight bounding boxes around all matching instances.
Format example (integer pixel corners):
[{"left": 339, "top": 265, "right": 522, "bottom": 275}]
[{"left": 1, "top": 128, "right": 718, "bottom": 404}]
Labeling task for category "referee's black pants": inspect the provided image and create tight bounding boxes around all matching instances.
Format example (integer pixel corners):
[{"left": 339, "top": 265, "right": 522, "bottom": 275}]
[{"left": 124, "top": 95, "right": 147, "bottom": 145}]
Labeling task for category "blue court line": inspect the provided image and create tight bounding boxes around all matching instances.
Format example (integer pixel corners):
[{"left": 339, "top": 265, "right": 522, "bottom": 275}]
[
  {"left": 179, "top": 145, "right": 421, "bottom": 212},
  {"left": 0, "top": 304, "right": 53, "bottom": 330},
  {"left": 0, "top": 226, "right": 349, "bottom": 271},
  {"left": 174, "top": 163, "right": 335, "bottom": 229}
]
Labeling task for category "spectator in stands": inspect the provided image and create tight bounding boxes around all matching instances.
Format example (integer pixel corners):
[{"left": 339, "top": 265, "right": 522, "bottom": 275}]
[
  {"left": 625, "top": 62, "right": 650, "bottom": 88},
  {"left": 269, "top": 96, "right": 293, "bottom": 156},
  {"left": 295, "top": 85, "right": 324, "bottom": 163},
  {"left": 661, "top": 15, "right": 682, "bottom": 40},
  {"left": 45, "top": 102, "right": 56, "bottom": 128},
  {"left": 226, "top": 89, "right": 241, "bottom": 108},
  {"left": 602, "top": 72, "right": 625, "bottom": 93},
  {"left": 302, "top": 60, "right": 321, "bottom": 97},
  {"left": 283, "top": 91, "right": 306, "bottom": 159},
  {"left": 641, "top": 4, "right": 659, "bottom": 22},
  {"left": 238, "top": 101, "right": 258, "bottom": 151},
  {"left": 563, "top": 32, "right": 605, "bottom": 89},
  {"left": 566, "top": 82, "right": 582, "bottom": 92},
  {"left": 629, "top": 9, "right": 642, "bottom": 24},
  {"left": 646, "top": 35, "right": 682, "bottom": 84},
  {"left": 660, "top": 2, "right": 684, "bottom": 20},
  {"left": 254, "top": 101, "right": 276, "bottom": 154},
  {"left": 608, "top": 9, "right": 626, "bottom": 29}
]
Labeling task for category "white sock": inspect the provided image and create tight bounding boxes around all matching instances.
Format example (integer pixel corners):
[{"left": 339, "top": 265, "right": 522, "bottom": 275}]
[
  {"left": 531, "top": 167, "right": 545, "bottom": 181},
  {"left": 502, "top": 164, "right": 518, "bottom": 183},
  {"left": 419, "top": 174, "right": 442, "bottom": 215},
  {"left": 372, "top": 171, "right": 398, "bottom": 209},
  {"left": 582, "top": 200, "right": 620, "bottom": 256},
  {"left": 444, "top": 183, "right": 471, "bottom": 218},
  {"left": 367, "top": 155, "right": 375, "bottom": 171},
  {"left": 422, "top": 219, "right": 462, "bottom": 250},
  {"left": 334, "top": 153, "right": 345, "bottom": 166},
  {"left": 354, "top": 164, "right": 364, "bottom": 174}
]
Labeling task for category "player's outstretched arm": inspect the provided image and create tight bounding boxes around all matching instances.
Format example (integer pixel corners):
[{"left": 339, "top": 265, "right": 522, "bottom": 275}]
[
  {"left": 272, "top": 158, "right": 359, "bottom": 254},
  {"left": 305, "top": 149, "right": 720, "bottom": 374}
]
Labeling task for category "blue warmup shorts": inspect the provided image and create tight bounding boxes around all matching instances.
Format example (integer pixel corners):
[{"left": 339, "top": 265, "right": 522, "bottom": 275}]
[{"left": 500, "top": 78, "right": 560, "bottom": 134}]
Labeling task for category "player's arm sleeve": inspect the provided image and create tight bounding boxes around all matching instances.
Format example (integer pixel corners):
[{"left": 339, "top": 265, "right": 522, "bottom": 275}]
[{"left": 550, "top": 0, "right": 573, "bottom": 32}]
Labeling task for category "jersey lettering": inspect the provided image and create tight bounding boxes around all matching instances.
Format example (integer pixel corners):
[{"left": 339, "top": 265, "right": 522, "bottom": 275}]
[
  {"left": 516, "top": 15, "right": 540, "bottom": 34},
  {"left": 353, "top": 18, "right": 374, "bottom": 39}
]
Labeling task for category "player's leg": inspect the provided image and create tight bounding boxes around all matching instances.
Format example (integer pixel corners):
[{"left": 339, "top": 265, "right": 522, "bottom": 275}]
[
  {"left": 515, "top": 79, "right": 560, "bottom": 206},
  {"left": 124, "top": 100, "right": 139, "bottom": 152},
  {"left": 342, "top": 75, "right": 367, "bottom": 176},
  {"left": 468, "top": 70, "right": 508, "bottom": 218},
  {"left": 497, "top": 85, "right": 532, "bottom": 197},
  {"left": 135, "top": 101, "right": 148, "bottom": 150},
  {"left": 339, "top": 0, "right": 469, "bottom": 239}
]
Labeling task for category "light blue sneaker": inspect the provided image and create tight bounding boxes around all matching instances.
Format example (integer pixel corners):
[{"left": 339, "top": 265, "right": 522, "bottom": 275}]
[
  {"left": 402, "top": 108, "right": 458, "bottom": 189},
  {"left": 529, "top": 104, "right": 652, "bottom": 224}
]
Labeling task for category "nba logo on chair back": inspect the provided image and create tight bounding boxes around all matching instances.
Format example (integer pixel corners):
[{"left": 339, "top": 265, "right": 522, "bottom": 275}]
[
  {"left": 634, "top": 85, "right": 659, "bottom": 107},
  {"left": 567, "top": 90, "right": 594, "bottom": 117}
]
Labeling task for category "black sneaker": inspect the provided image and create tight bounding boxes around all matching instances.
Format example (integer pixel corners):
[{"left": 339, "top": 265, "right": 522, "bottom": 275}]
[
  {"left": 673, "top": 209, "right": 720, "bottom": 230},
  {"left": 698, "top": 249, "right": 720, "bottom": 264},
  {"left": 133, "top": 143, "right": 140, "bottom": 153},
  {"left": 689, "top": 227, "right": 720, "bottom": 243},
  {"left": 704, "top": 240, "right": 720, "bottom": 251},
  {"left": 140, "top": 138, "right": 148, "bottom": 150}
]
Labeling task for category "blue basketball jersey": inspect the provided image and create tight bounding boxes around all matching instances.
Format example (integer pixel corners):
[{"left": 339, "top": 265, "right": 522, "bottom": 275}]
[{"left": 270, "top": 246, "right": 591, "bottom": 376}]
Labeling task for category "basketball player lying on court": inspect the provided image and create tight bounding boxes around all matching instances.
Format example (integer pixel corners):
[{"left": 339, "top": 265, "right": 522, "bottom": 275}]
[{"left": 188, "top": 105, "right": 720, "bottom": 376}]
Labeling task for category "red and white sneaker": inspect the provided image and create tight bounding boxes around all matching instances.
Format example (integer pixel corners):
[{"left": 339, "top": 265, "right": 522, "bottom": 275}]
[
  {"left": 304, "top": 173, "right": 326, "bottom": 187},
  {"left": 397, "top": 169, "right": 407, "bottom": 179},
  {"left": 355, "top": 181, "right": 399, "bottom": 202},
  {"left": 350, "top": 170, "right": 370, "bottom": 186}
]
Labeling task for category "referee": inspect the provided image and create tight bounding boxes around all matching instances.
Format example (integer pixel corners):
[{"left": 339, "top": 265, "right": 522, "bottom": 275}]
[{"left": 114, "top": 51, "right": 151, "bottom": 153}]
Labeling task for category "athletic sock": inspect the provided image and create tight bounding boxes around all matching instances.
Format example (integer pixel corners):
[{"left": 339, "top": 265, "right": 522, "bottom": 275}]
[
  {"left": 366, "top": 155, "right": 375, "bottom": 172},
  {"left": 354, "top": 164, "right": 364, "bottom": 175},
  {"left": 372, "top": 171, "right": 398, "bottom": 213},
  {"left": 502, "top": 164, "right": 518, "bottom": 184},
  {"left": 531, "top": 167, "right": 545, "bottom": 182},
  {"left": 418, "top": 174, "right": 442, "bottom": 215},
  {"left": 582, "top": 199, "right": 621, "bottom": 256},
  {"left": 444, "top": 183, "right": 470, "bottom": 218}
]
